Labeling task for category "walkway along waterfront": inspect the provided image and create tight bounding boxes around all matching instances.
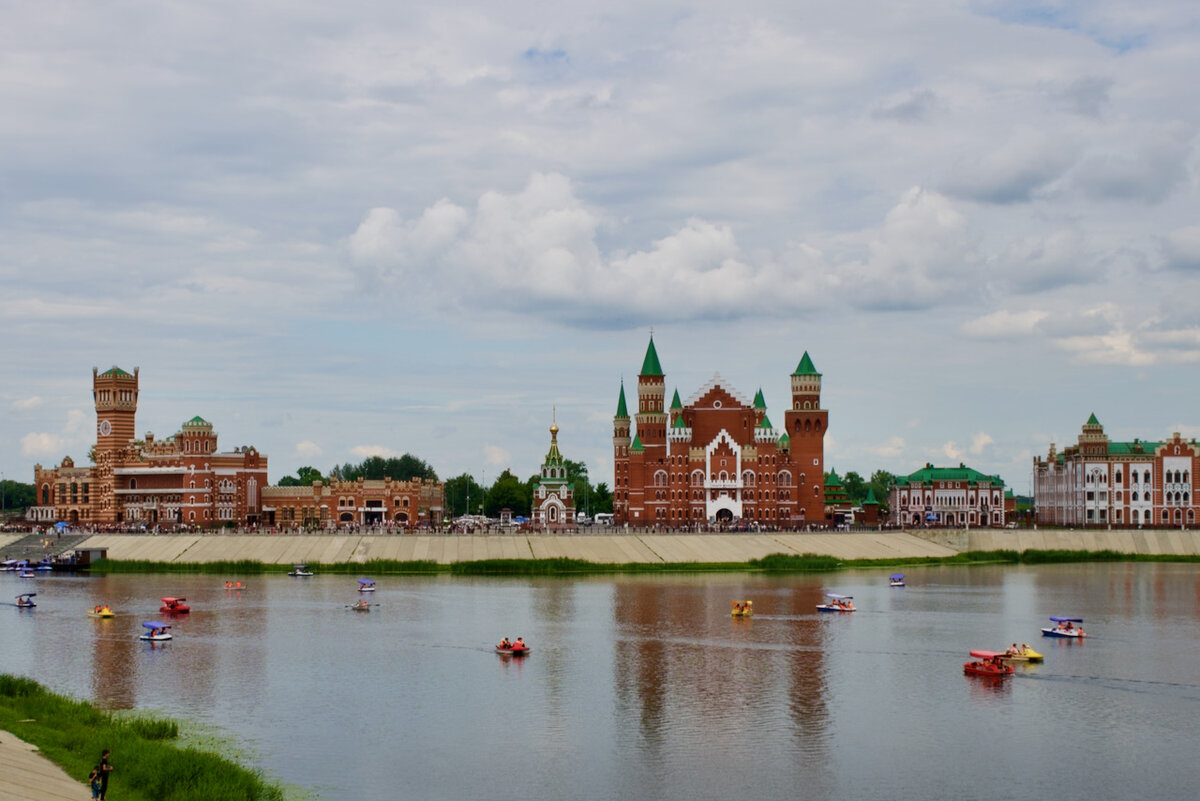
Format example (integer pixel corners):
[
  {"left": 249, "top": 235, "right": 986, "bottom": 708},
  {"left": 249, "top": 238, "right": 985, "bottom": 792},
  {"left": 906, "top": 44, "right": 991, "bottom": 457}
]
[{"left": 5, "top": 529, "right": 1200, "bottom": 565}]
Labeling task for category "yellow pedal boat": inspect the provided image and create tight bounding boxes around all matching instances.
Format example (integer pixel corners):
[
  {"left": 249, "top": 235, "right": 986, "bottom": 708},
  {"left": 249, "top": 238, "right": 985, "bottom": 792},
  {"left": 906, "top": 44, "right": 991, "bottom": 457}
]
[
  {"left": 731, "top": 600, "right": 754, "bottom": 617},
  {"left": 87, "top": 606, "right": 115, "bottom": 618},
  {"left": 999, "top": 646, "right": 1043, "bottom": 662}
]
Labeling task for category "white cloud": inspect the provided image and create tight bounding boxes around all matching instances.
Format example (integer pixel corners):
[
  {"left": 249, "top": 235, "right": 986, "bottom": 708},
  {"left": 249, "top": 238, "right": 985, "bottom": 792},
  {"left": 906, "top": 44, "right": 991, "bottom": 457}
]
[
  {"left": 970, "top": 432, "right": 994, "bottom": 455},
  {"left": 942, "top": 441, "right": 963, "bottom": 461},
  {"left": 12, "top": 396, "right": 43, "bottom": 411},
  {"left": 484, "top": 445, "right": 511, "bottom": 467},
  {"left": 961, "top": 309, "right": 1049, "bottom": 339},
  {"left": 295, "top": 440, "right": 323, "bottom": 458},
  {"left": 64, "top": 409, "right": 87, "bottom": 434},
  {"left": 349, "top": 445, "right": 399, "bottom": 459},
  {"left": 943, "top": 127, "right": 1080, "bottom": 204},
  {"left": 868, "top": 436, "right": 905, "bottom": 458},
  {"left": 22, "top": 432, "right": 68, "bottom": 458}
]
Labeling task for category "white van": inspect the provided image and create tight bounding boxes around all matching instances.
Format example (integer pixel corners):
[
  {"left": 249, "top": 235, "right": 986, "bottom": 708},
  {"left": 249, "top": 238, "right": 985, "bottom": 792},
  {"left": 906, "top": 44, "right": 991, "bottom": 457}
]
[{"left": 593, "top": 513, "right": 614, "bottom": 526}]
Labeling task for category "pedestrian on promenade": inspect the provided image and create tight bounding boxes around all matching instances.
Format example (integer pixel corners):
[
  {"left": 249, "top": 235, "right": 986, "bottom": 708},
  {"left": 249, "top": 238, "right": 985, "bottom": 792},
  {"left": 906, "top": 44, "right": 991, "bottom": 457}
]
[
  {"left": 88, "top": 765, "right": 102, "bottom": 799},
  {"left": 99, "top": 748, "right": 113, "bottom": 800}
]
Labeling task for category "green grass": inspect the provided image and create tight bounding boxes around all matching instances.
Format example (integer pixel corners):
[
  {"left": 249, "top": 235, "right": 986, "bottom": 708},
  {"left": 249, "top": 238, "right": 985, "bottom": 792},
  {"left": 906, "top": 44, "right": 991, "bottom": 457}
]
[{"left": 0, "top": 675, "right": 283, "bottom": 801}]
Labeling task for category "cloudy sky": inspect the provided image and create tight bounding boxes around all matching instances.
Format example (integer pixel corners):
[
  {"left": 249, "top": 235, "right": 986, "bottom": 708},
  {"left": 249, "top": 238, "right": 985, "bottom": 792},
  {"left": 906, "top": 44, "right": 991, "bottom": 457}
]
[{"left": 3, "top": 0, "right": 1199, "bottom": 496}]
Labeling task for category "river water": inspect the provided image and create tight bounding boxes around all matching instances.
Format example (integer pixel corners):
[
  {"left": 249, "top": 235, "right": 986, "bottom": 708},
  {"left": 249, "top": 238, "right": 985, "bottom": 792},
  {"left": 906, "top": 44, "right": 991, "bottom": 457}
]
[{"left": 3, "top": 562, "right": 1200, "bottom": 800}]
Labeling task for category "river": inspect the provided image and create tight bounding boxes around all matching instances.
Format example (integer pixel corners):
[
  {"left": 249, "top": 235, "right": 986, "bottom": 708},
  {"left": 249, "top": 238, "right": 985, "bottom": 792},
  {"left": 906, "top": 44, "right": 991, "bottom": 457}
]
[{"left": 3, "top": 562, "right": 1200, "bottom": 800}]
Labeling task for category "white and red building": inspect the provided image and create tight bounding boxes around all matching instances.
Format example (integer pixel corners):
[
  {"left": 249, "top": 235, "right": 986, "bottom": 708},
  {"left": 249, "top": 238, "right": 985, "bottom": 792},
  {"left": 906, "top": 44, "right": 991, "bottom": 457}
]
[
  {"left": 1032, "top": 414, "right": 1198, "bottom": 528},
  {"left": 888, "top": 463, "right": 1008, "bottom": 527}
]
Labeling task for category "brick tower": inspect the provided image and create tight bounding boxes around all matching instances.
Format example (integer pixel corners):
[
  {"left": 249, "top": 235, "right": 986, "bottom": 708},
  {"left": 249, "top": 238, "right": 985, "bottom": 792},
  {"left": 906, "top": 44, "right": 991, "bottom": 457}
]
[
  {"left": 92, "top": 366, "right": 139, "bottom": 454},
  {"left": 782, "top": 352, "right": 828, "bottom": 520}
]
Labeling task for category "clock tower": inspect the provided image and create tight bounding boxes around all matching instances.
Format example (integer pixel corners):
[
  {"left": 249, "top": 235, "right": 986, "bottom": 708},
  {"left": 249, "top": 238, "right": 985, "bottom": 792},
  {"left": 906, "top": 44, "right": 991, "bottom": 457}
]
[{"left": 93, "top": 366, "right": 139, "bottom": 454}]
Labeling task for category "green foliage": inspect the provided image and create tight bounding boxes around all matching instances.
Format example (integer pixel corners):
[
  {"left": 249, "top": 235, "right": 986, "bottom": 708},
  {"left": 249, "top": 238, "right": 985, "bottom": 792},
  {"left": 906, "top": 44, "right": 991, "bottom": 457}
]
[
  {"left": 0, "top": 479, "right": 35, "bottom": 515},
  {"left": 750, "top": 553, "right": 843, "bottom": 571},
  {"left": 485, "top": 469, "right": 530, "bottom": 516},
  {"left": 590, "top": 482, "right": 613, "bottom": 514},
  {"left": 277, "top": 466, "right": 323, "bottom": 487},
  {"left": 843, "top": 471, "right": 867, "bottom": 505},
  {"left": 868, "top": 469, "right": 895, "bottom": 511},
  {"left": 328, "top": 454, "right": 438, "bottom": 483},
  {"left": 92, "top": 559, "right": 271, "bottom": 574},
  {"left": 444, "top": 473, "right": 486, "bottom": 516},
  {"left": 0, "top": 675, "right": 283, "bottom": 801}
]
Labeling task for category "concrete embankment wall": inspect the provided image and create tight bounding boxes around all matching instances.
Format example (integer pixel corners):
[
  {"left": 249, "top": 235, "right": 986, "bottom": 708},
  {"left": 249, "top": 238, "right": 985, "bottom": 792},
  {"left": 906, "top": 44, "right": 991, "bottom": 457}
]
[
  {"left": 69, "top": 531, "right": 959, "bottom": 565},
  {"left": 965, "top": 528, "right": 1200, "bottom": 555}
]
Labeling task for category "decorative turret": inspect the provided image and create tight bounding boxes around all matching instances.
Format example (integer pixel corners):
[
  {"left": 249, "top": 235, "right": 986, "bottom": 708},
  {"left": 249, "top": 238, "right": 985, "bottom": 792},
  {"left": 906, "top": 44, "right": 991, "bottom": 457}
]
[
  {"left": 93, "top": 365, "right": 139, "bottom": 454},
  {"left": 1078, "top": 412, "right": 1108, "bottom": 457},
  {"left": 790, "top": 352, "right": 822, "bottom": 410},
  {"left": 635, "top": 335, "right": 667, "bottom": 451},
  {"left": 754, "top": 413, "right": 778, "bottom": 444}
]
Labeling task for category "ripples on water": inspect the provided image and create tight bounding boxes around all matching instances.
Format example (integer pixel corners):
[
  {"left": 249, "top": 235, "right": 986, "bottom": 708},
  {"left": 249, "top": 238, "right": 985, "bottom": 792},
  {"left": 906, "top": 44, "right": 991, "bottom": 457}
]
[{"left": 3, "top": 564, "right": 1200, "bottom": 800}]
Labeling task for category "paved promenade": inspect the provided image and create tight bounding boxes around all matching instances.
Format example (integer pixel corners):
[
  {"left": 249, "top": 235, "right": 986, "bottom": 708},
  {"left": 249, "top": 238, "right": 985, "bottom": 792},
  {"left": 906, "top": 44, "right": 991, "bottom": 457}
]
[
  {"left": 0, "top": 731, "right": 86, "bottom": 801},
  {"left": 43, "top": 531, "right": 960, "bottom": 564}
]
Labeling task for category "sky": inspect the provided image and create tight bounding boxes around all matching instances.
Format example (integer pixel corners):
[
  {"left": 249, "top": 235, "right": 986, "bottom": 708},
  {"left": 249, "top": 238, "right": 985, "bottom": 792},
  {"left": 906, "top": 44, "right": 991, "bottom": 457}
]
[{"left": 3, "top": 0, "right": 1200, "bottom": 496}]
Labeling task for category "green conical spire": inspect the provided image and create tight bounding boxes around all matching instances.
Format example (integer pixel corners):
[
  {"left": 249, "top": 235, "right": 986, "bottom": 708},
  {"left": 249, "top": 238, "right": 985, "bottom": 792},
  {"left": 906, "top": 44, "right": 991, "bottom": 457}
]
[
  {"left": 757, "top": 414, "right": 774, "bottom": 429},
  {"left": 630, "top": 434, "right": 644, "bottom": 452},
  {"left": 779, "top": 432, "right": 789, "bottom": 447},
  {"left": 670, "top": 389, "right": 682, "bottom": 410},
  {"left": 792, "top": 351, "right": 821, "bottom": 377},
  {"left": 616, "top": 382, "right": 629, "bottom": 418},
  {"left": 1086, "top": 412, "right": 1100, "bottom": 425},
  {"left": 672, "top": 415, "right": 687, "bottom": 429},
  {"left": 753, "top": 388, "right": 766, "bottom": 409},
  {"left": 864, "top": 488, "right": 878, "bottom": 505},
  {"left": 640, "top": 336, "right": 664, "bottom": 376}
]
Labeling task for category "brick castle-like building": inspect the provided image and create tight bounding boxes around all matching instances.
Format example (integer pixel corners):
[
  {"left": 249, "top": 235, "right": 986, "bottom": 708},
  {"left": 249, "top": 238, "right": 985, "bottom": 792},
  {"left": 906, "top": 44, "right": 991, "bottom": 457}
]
[
  {"left": 29, "top": 367, "right": 268, "bottom": 528},
  {"left": 613, "top": 337, "right": 828, "bottom": 527}
]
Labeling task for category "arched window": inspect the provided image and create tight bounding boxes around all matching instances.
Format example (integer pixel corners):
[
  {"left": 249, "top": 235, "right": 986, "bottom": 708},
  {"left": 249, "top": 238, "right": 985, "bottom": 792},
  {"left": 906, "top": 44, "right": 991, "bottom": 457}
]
[
  {"left": 778, "top": 471, "right": 792, "bottom": 486},
  {"left": 129, "top": 478, "right": 137, "bottom": 489},
  {"left": 1145, "top": 471, "right": 1152, "bottom": 484}
]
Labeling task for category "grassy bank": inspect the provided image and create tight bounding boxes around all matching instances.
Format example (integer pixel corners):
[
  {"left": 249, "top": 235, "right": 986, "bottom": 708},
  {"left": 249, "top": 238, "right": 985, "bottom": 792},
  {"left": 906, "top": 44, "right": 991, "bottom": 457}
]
[
  {"left": 84, "top": 548, "right": 1200, "bottom": 576},
  {"left": 0, "top": 675, "right": 283, "bottom": 801}
]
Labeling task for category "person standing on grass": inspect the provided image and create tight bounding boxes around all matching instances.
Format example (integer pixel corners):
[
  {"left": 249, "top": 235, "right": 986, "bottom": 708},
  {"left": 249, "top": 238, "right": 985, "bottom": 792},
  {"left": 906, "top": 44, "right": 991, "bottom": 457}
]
[
  {"left": 88, "top": 765, "right": 102, "bottom": 800},
  {"left": 99, "top": 749, "right": 113, "bottom": 800}
]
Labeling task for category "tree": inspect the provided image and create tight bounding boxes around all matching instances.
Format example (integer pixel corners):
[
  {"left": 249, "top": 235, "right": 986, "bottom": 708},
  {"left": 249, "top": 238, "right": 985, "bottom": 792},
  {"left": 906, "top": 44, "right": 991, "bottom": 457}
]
[
  {"left": 590, "top": 482, "right": 613, "bottom": 514},
  {"left": 485, "top": 469, "right": 530, "bottom": 517},
  {"left": 278, "top": 466, "right": 324, "bottom": 487},
  {"left": 868, "top": 469, "right": 896, "bottom": 513},
  {"left": 328, "top": 453, "right": 438, "bottom": 483},
  {"left": 0, "top": 480, "right": 35, "bottom": 517},
  {"left": 444, "top": 473, "right": 486, "bottom": 517},
  {"left": 844, "top": 471, "right": 867, "bottom": 505}
]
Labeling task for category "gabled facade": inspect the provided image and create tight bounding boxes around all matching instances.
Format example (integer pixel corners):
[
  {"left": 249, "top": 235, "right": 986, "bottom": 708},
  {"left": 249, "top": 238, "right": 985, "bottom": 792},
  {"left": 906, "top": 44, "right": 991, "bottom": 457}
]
[
  {"left": 888, "top": 463, "right": 1007, "bottom": 527},
  {"left": 1032, "top": 415, "right": 1198, "bottom": 527},
  {"left": 613, "top": 337, "right": 828, "bottom": 527}
]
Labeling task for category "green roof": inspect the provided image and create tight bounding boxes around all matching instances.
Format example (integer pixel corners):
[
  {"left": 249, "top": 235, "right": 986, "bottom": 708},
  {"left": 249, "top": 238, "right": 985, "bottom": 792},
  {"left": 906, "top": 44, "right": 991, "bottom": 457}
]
[
  {"left": 99, "top": 366, "right": 131, "bottom": 377},
  {"left": 1086, "top": 412, "right": 1101, "bottom": 425},
  {"left": 864, "top": 488, "right": 878, "bottom": 505},
  {"left": 792, "top": 351, "right": 820, "bottom": 377},
  {"left": 752, "top": 388, "right": 766, "bottom": 409},
  {"left": 1108, "top": 440, "right": 1161, "bottom": 455},
  {"left": 630, "top": 434, "right": 644, "bottom": 452},
  {"left": 670, "top": 389, "right": 682, "bottom": 410},
  {"left": 615, "top": 383, "right": 629, "bottom": 418},
  {"left": 825, "top": 470, "right": 842, "bottom": 487},
  {"left": 183, "top": 415, "right": 210, "bottom": 426},
  {"left": 640, "top": 337, "right": 664, "bottom": 376},
  {"left": 894, "top": 463, "right": 1004, "bottom": 487},
  {"left": 779, "top": 432, "right": 789, "bottom": 446},
  {"left": 672, "top": 415, "right": 687, "bottom": 429},
  {"left": 757, "top": 414, "right": 774, "bottom": 429}
]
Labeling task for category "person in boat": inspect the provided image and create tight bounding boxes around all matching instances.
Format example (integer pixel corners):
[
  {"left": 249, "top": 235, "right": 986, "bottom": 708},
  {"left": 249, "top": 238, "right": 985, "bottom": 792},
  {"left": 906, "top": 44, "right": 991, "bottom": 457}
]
[
  {"left": 514, "top": 637, "right": 525, "bottom": 649},
  {"left": 95, "top": 605, "right": 103, "bottom": 613},
  {"left": 498, "top": 637, "right": 512, "bottom": 649},
  {"left": 1020, "top": 643, "right": 1031, "bottom": 655},
  {"left": 1064, "top": 621, "right": 1074, "bottom": 631},
  {"left": 1006, "top": 643, "right": 1019, "bottom": 656}
]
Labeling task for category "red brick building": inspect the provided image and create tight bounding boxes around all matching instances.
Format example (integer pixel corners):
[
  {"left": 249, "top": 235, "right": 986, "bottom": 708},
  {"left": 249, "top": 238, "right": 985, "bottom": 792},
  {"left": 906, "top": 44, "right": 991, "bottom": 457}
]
[
  {"left": 260, "top": 477, "right": 444, "bottom": 530},
  {"left": 28, "top": 367, "right": 268, "bottom": 528},
  {"left": 613, "top": 337, "right": 828, "bottom": 527}
]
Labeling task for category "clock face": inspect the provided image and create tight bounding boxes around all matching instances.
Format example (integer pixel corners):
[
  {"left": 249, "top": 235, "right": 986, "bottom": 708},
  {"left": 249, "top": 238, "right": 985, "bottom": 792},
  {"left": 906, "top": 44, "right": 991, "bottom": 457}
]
[{"left": 99, "top": 420, "right": 112, "bottom": 437}]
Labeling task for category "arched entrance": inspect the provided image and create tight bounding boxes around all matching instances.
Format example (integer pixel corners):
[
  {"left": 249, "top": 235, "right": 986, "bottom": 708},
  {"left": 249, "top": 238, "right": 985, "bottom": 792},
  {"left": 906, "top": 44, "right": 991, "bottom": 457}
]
[{"left": 715, "top": 508, "right": 734, "bottom": 523}]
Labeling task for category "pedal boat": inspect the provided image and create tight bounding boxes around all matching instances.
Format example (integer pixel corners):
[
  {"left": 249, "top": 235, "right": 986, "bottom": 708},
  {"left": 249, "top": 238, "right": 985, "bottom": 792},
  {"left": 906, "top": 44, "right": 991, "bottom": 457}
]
[
  {"left": 139, "top": 621, "right": 172, "bottom": 641},
  {"left": 496, "top": 643, "right": 530, "bottom": 656},
  {"left": 88, "top": 605, "right": 115, "bottom": 618},
  {"left": 15, "top": 593, "right": 37, "bottom": 609},
  {"left": 350, "top": 601, "right": 371, "bottom": 612},
  {"left": 999, "top": 645, "right": 1044, "bottom": 662},
  {"left": 889, "top": 574, "right": 905, "bottom": 587},
  {"left": 289, "top": 564, "right": 314, "bottom": 577},
  {"left": 358, "top": 578, "right": 376, "bottom": 592},
  {"left": 963, "top": 650, "right": 1014, "bottom": 677},
  {"left": 159, "top": 597, "right": 190, "bottom": 614},
  {"left": 1041, "top": 616, "right": 1087, "bottom": 638},
  {"left": 816, "top": 593, "right": 855, "bottom": 612},
  {"left": 731, "top": 600, "right": 753, "bottom": 617}
]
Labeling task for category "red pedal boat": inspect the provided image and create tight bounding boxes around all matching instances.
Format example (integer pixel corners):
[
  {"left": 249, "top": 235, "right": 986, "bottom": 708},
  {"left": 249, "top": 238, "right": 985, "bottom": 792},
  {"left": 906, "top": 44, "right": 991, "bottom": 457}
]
[
  {"left": 159, "top": 597, "right": 190, "bottom": 614},
  {"left": 963, "top": 650, "right": 1014, "bottom": 677}
]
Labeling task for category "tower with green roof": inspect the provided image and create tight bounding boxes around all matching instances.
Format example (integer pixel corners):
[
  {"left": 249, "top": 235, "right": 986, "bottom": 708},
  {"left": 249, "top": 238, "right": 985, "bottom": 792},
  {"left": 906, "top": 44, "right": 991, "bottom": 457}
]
[
  {"left": 635, "top": 334, "right": 668, "bottom": 464},
  {"left": 532, "top": 413, "right": 575, "bottom": 530},
  {"left": 783, "top": 350, "right": 828, "bottom": 521}
]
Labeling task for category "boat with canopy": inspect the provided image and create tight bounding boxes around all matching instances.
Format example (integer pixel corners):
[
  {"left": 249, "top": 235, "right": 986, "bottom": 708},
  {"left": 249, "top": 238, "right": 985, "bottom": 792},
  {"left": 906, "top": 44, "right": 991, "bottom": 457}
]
[
  {"left": 889, "top": 574, "right": 905, "bottom": 587},
  {"left": 816, "top": 593, "right": 855, "bottom": 612},
  {"left": 139, "top": 622, "right": 172, "bottom": 641},
  {"left": 963, "top": 649, "right": 1014, "bottom": 677},
  {"left": 289, "top": 564, "right": 314, "bottom": 577},
  {"left": 1041, "top": 616, "right": 1087, "bottom": 638},
  {"left": 159, "top": 597, "right": 190, "bottom": 614},
  {"left": 358, "top": 578, "right": 376, "bottom": 592},
  {"left": 15, "top": 593, "right": 36, "bottom": 608}
]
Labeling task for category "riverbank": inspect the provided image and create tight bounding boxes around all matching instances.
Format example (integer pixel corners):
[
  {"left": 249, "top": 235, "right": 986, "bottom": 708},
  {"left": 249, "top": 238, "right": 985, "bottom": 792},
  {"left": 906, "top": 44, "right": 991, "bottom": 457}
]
[{"left": 0, "top": 675, "right": 282, "bottom": 801}]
